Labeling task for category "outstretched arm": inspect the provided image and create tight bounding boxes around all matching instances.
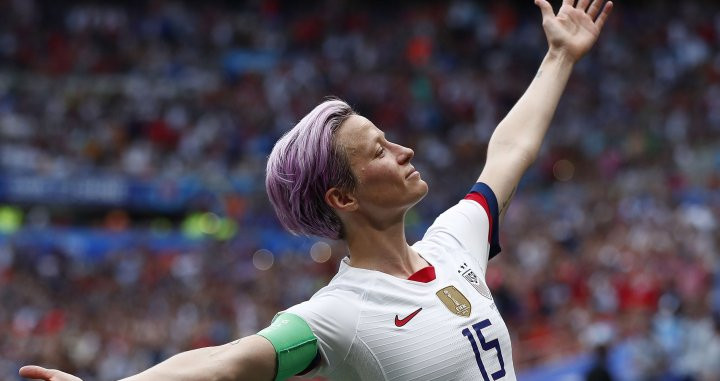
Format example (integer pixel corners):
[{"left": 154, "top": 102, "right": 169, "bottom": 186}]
[
  {"left": 20, "top": 335, "right": 276, "bottom": 381},
  {"left": 478, "top": 0, "right": 613, "bottom": 219}
]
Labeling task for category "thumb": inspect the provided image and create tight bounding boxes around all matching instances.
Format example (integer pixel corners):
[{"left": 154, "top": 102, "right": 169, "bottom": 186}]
[
  {"left": 534, "top": 0, "right": 555, "bottom": 20},
  {"left": 19, "top": 366, "right": 55, "bottom": 380}
]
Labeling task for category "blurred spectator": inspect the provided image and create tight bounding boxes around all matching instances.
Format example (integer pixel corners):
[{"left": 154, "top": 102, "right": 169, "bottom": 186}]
[
  {"left": 1, "top": 0, "right": 719, "bottom": 380},
  {"left": 585, "top": 345, "right": 613, "bottom": 381}
]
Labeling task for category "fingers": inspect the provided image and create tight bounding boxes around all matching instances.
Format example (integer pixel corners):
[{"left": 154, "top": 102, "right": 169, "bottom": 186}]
[
  {"left": 19, "top": 365, "right": 55, "bottom": 380},
  {"left": 535, "top": 0, "right": 555, "bottom": 20},
  {"left": 587, "top": 0, "right": 604, "bottom": 18},
  {"left": 576, "top": 0, "right": 590, "bottom": 11},
  {"left": 20, "top": 366, "right": 82, "bottom": 381},
  {"left": 594, "top": 1, "right": 613, "bottom": 30},
  {"left": 563, "top": 0, "right": 574, "bottom": 6}
]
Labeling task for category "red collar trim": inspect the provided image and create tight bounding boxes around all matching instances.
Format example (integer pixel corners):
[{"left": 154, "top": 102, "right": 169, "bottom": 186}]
[{"left": 407, "top": 266, "right": 436, "bottom": 283}]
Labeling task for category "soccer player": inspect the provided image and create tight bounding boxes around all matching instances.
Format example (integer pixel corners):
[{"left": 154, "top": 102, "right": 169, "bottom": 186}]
[{"left": 20, "top": 0, "right": 612, "bottom": 380}]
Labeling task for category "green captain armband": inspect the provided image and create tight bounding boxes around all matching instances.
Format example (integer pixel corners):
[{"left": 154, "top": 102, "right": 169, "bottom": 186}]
[{"left": 257, "top": 313, "right": 318, "bottom": 381}]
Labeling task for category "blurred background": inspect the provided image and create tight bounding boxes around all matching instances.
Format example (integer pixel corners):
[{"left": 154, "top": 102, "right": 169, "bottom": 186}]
[{"left": 1, "top": 0, "right": 719, "bottom": 380}]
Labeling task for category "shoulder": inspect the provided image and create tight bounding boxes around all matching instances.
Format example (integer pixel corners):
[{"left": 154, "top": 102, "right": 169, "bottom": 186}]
[
  {"left": 427, "top": 184, "right": 498, "bottom": 242},
  {"left": 420, "top": 198, "right": 493, "bottom": 255},
  {"left": 417, "top": 182, "right": 502, "bottom": 273},
  {"left": 283, "top": 271, "right": 366, "bottom": 374},
  {"left": 289, "top": 284, "right": 364, "bottom": 322},
  {"left": 287, "top": 269, "right": 365, "bottom": 331}
]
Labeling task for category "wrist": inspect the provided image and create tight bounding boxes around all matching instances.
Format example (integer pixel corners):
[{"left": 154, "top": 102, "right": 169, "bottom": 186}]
[{"left": 546, "top": 48, "right": 579, "bottom": 66}]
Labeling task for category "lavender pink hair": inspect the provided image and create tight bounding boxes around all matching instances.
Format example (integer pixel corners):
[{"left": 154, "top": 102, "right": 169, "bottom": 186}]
[{"left": 265, "top": 99, "right": 357, "bottom": 240}]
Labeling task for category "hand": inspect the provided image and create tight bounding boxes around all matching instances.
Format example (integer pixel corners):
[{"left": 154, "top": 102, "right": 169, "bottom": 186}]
[
  {"left": 19, "top": 366, "right": 83, "bottom": 381},
  {"left": 535, "top": 0, "right": 613, "bottom": 62}
]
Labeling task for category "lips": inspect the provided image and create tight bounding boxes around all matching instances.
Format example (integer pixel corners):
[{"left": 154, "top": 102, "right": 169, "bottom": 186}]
[{"left": 406, "top": 166, "right": 419, "bottom": 179}]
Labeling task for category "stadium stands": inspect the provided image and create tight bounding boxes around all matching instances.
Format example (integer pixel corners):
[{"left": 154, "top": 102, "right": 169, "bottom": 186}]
[{"left": 2, "top": 1, "right": 719, "bottom": 379}]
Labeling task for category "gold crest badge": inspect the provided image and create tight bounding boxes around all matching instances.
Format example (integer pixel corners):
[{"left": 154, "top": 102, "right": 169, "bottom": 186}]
[{"left": 436, "top": 286, "right": 472, "bottom": 317}]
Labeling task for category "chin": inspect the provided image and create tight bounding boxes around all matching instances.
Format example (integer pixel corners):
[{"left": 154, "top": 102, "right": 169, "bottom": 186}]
[
  {"left": 408, "top": 180, "right": 429, "bottom": 205},
  {"left": 419, "top": 179, "right": 429, "bottom": 195}
]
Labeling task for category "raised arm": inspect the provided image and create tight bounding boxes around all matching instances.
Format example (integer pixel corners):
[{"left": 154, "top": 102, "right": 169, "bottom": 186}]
[
  {"left": 478, "top": 0, "right": 613, "bottom": 219},
  {"left": 20, "top": 335, "right": 277, "bottom": 381}
]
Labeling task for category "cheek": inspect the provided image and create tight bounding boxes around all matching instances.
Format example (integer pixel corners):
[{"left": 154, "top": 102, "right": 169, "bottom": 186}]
[
  {"left": 357, "top": 164, "right": 398, "bottom": 188},
  {"left": 354, "top": 166, "right": 404, "bottom": 203}
]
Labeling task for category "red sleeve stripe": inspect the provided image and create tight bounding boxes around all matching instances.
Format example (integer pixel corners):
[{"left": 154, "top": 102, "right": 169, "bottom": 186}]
[
  {"left": 463, "top": 183, "right": 502, "bottom": 259},
  {"left": 464, "top": 192, "right": 493, "bottom": 243}
]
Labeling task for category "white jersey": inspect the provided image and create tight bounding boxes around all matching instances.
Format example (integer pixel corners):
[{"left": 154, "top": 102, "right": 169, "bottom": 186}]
[{"left": 286, "top": 183, "right": 515, "bottom": 381}]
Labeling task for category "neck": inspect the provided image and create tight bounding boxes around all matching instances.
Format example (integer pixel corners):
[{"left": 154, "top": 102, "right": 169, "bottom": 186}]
[{"left": 343, "top": 216, "right": 427, "bottom": 278}]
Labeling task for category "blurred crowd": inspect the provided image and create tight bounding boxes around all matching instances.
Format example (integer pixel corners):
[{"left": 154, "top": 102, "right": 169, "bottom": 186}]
[{"left": 1, "top": 0, "right": 719, "bottom": 380}]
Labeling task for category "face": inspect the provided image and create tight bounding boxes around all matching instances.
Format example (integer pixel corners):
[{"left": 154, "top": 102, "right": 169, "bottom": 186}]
[{"left": 334, "top": 115, "right": 428, "bottom": 217}]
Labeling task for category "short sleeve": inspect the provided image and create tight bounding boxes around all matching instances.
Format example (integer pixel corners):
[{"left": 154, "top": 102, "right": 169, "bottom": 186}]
[
  {"left": 283, "top": 290, "right": 360, "bottom": 377},
  {"left": 422, "top": 182, "right": 502, "bottom": 273}
]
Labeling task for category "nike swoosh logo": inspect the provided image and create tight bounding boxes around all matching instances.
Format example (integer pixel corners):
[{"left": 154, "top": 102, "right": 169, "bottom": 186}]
[{"left": 394, "top": 307, "right": 422, "bottom": 327}]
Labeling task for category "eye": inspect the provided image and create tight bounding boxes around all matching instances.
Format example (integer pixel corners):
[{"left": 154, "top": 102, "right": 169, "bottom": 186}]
[{"left": 375, "top": 147, "right": 385, "bottom": 158}]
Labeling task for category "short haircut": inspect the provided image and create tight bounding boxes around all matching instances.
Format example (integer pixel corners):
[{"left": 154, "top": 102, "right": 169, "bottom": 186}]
[{"left": 266, "top": 99, "right": 357, "bottom": 240}]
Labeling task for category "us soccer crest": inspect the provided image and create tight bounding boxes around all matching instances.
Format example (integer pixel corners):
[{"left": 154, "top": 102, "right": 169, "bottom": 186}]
[
  {"left": 436, "top": 286, "right": 471, "bottom": 317},
  {"left": 458, "top": 262, "right": 492, "bottom": 300}
]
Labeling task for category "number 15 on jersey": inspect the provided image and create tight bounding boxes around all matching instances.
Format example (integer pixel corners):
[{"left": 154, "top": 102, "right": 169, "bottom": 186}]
[{"left": 462, "top": 319, "right": 506, "bottom": 381}]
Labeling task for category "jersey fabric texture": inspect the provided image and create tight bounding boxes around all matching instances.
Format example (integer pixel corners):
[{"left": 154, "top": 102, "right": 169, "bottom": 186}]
[{"left": 284, "top": 182, "right": 515, "bottom": 381}]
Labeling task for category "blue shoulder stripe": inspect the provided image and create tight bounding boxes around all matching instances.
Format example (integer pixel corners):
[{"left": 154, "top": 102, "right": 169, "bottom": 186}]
[{"left": 469, "top": 182, "right": 502, "bottom": 259}]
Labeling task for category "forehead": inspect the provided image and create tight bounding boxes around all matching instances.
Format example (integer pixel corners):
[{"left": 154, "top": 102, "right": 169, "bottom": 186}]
[{"left": 336, "top": 114, "right": 381, "bottom": 154}]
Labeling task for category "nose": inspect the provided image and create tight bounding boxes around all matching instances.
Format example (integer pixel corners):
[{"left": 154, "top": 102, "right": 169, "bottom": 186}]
[{"left": 396, "top": 144, "right": 414, "bottom": 165}]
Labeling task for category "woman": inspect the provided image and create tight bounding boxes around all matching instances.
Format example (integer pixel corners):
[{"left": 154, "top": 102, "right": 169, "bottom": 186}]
[{"left": 20, "top": 0, "right": 612, "bottom": 380}]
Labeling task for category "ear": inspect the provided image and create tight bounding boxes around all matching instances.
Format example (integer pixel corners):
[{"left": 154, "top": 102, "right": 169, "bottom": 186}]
[{"left": 325, "top": 187, "right": 358, "bottom": 212}]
